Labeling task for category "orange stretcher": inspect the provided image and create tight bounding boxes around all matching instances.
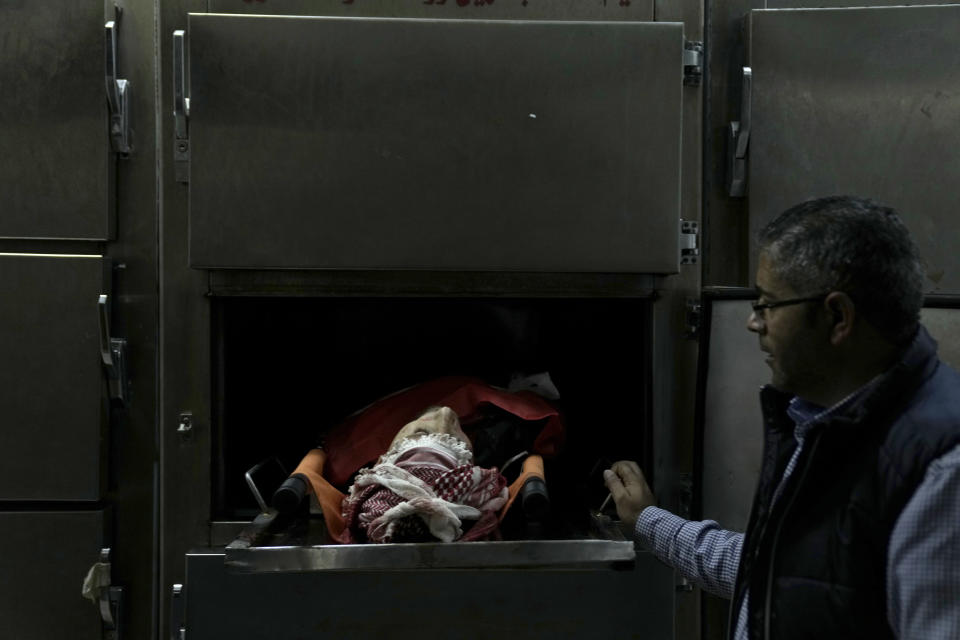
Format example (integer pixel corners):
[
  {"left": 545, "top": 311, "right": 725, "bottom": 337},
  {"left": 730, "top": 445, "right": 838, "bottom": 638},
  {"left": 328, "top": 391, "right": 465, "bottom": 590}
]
[{"left": 287, "top": 447, "right": 546, "bottom": 544}]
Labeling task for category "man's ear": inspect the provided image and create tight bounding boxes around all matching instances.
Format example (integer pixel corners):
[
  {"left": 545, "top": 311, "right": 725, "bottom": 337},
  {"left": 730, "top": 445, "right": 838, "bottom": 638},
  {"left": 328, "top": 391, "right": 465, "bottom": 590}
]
[{"left": 824, "top": 292, "right": 856, "bottom": 346}]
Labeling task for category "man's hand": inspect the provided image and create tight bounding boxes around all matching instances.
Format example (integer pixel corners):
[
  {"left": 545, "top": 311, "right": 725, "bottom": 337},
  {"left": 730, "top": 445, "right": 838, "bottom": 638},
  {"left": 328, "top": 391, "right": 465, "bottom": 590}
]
[{"left": 603, "top": 460, "right": 657, "bottom": 536}]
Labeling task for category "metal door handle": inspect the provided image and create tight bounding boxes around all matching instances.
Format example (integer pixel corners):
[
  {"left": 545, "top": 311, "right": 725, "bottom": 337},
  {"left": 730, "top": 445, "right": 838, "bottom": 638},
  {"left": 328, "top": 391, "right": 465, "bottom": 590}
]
[
  {"left": 173, "top": 30, "right": 190, "bottom": 137},
  {"left": 98, "top": 294, "right": 129, "bottom": 406},
  {"left": 727, "top": 66, "right": 752, "bottom": 197},
  {"left": 105, "top": 19, "right": 132, "bottom": 154},
  {"left": 173, "top": 30, "right": 190, "bottom": 182}
]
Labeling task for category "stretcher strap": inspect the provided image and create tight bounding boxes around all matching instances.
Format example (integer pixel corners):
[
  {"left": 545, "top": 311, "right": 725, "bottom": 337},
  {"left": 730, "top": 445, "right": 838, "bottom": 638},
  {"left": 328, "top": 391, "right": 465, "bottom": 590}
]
[
  {"left": 292, "top": 448, "right": 347, "bottom": 542},
  {"left": 499, "top": 454, "right": 545, "bottom": 521}
]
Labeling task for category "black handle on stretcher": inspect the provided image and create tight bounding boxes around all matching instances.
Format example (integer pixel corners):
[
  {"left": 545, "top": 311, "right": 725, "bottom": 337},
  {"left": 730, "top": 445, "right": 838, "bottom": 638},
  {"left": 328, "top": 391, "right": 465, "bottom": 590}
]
[{"left": 273, "top": 474, "right": 308, "bottom": 514}]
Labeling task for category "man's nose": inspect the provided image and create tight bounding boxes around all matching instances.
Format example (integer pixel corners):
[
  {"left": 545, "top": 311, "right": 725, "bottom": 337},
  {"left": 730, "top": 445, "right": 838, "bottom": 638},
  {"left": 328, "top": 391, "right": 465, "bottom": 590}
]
[{"left": 747, "top": 309, "right": 763, "bottom": 334}]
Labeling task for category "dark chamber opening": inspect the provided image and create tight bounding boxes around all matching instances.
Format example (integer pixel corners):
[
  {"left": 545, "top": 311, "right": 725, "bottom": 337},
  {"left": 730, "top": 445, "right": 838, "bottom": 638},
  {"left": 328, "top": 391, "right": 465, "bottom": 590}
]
[{"left": 213, "top": 296, "right": 653, "bottom": 537}]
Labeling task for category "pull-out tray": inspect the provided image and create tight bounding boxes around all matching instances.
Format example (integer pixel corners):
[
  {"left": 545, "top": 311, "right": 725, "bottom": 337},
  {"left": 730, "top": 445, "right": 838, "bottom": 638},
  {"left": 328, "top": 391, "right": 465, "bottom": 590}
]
[
  {"left": 227, "top": 539, "right": 635, "bottom": 573},
  {"left": 223, "top": 510, "right": 635, "bottom": 573}
]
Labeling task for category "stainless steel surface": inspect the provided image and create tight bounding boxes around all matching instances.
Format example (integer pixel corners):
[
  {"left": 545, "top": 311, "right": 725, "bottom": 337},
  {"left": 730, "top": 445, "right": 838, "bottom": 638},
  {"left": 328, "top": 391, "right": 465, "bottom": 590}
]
[
  {"left": 922, "top": 307, "right": 960, "bottom": 372},
  {"left": 225, "top": 539, "right": 636, "bottom": 573},
  {"left": 0, "top": 510, "right": 105, "bottom": 640},
  {"left": 188, "top": 15, "right": 684, "bottom": 271},
  {"left": 159, "top": 3, "right": 215, "bottom": 640},
  {"left": 767, "top": 0, "right": 959, "bottom": 8},
  {"left": 700, "top": 294, "right": 765, "bottom": 531},
  {"left": 209, "top": 270, "right": 656, "bottom": 298},
  {"left": 205, "top": 0, "right": 655, "bottom": 21},
  {"left": 184, "top": 548, "right": 672, "bottom": 639},
  {"left": 0, "top": 253, "right": 109, "bottom": 500},
  {"left": 748, "top": 5, "right": 960, "bottom": 293},
  {"left": 0, "top": 1, "right": 114, "bottom": 240}
]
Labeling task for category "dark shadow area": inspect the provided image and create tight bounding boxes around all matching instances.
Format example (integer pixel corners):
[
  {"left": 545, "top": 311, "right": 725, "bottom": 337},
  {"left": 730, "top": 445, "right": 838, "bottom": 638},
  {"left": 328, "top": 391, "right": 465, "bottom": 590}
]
[{"left": 212, "top": 296, "right": 653, "bottom": 538}]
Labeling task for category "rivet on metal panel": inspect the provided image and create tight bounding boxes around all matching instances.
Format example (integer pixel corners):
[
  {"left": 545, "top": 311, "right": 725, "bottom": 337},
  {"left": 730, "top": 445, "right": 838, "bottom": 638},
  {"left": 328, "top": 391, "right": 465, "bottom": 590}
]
[{"left": 685, "top": 298, "right": 702, "bottom": 339}]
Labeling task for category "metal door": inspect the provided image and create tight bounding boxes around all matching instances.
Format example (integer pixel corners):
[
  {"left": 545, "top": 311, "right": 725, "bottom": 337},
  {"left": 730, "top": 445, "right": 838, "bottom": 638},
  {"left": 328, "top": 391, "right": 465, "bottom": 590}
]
[
  {"left": 185, "top": 15, "right": 685, "bottom": 272},
  {"left": 0, "top": 511, "right": 106, "bottom": 640},
  {"left": 747, "top": 5, "right": 960, "bottom": 293},
  {"left": 0, "top": 253, "right": 111, "bottom": 500},
  {"left": 0, "top": 2, "right": 121, "bottom": 240}
]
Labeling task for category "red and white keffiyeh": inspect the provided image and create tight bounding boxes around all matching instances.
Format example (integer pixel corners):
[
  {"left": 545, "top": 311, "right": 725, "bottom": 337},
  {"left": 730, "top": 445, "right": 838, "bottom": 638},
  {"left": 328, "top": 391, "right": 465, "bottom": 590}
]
[{"left": 341, "top": 433, "right": 508, "bottom": 543}]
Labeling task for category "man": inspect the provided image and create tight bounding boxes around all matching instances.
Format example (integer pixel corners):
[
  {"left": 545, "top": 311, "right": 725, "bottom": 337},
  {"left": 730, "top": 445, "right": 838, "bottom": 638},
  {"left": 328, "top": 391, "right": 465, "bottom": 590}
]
[{"left": 605, "top": 196, "right": 960, "bottom": 638}]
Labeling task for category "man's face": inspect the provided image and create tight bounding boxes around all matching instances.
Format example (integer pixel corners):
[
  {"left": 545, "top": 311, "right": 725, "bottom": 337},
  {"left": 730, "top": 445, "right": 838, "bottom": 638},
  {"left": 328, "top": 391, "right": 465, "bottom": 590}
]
[
  {"left": 747, "top": 252, "right": 831, "bottom": 398},
  {"left": 389, "top": 406, "right": 472, "bottom": 451}
]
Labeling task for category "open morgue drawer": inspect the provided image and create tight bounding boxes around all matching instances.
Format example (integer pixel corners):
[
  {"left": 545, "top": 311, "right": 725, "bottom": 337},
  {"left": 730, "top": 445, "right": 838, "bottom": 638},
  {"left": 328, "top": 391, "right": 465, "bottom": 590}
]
[{"left": 174, "top": 294, "right": 675, "bottom": 638}]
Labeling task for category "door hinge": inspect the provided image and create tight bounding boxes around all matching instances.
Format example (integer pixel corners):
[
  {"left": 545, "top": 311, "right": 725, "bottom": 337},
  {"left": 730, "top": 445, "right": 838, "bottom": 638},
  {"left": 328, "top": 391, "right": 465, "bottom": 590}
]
[
  {"left": 173, "top": 30, "right": 190, "bottom": 184},
  {"left": 98, "top": 294, "right": 129, "bottom": 407},
  {"left": 105, "top": 9, "right": 132, "bottom": 155},
  {"left": 680, "top": 219, "right": 699, "bottom": 265},
  {"left": 171, "top": 584, "right": 186, "bottom": 640},
  {"left": 683, "top": 41, "right": 703, "bottom": 86},
  {"left": 727, "top": 66, "right": 752, "bottom": 197},
  {"left": 82, "top": 548, "right": 124, "bottom": 640}
]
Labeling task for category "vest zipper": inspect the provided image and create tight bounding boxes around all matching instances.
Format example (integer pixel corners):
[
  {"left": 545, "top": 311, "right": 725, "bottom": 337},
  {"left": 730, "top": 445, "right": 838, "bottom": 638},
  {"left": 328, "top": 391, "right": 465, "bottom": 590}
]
[{"left": 763, "top": 432, "right": 822, "bottom": 640}]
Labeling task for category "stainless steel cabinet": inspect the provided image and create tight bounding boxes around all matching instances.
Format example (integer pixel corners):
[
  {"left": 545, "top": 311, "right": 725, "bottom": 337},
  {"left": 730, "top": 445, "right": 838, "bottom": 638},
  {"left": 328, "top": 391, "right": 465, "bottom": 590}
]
[
  {"left": 0, "top": 511, "right": 106, "bottom": 640},
  {"left": 177, "top": 548, "right": 672, "bottom": 640},
  {"left": 0, "top": 253, "right": 111, "bottom": 500},
  {"left": 185, "top": 15, "right": 685, "bottom": 272},
  {"left": 0, "top": 1, "right": 120, "bottom": 240},
  {"left": 747, "top": 5, "right": 960, "bottom": 293}
]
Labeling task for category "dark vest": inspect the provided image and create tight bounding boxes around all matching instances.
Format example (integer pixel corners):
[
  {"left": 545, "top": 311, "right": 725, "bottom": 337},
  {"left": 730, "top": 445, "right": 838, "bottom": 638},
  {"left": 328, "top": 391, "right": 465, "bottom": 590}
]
[{"left": 730, "top": 327, "right": 960, "bottom": 639}]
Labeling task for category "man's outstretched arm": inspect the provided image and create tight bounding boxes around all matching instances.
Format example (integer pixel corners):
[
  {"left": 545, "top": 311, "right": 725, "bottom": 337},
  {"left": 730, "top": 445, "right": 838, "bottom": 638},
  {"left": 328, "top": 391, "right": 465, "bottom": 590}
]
[{"left": 605, "top": 460, "right": 743, "bottom": 599}]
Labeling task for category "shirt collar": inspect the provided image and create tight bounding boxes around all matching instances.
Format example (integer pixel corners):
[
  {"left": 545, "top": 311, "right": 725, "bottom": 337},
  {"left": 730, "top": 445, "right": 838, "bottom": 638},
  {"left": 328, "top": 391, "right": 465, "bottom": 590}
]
[{"left": 786, "top": 373, "right": 884, "bottom": 436}]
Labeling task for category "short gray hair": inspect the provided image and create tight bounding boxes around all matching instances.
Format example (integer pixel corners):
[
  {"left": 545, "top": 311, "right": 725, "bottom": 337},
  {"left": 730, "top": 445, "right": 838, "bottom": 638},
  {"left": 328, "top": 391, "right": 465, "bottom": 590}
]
[{"left": 758, "top": 196, "right": 924, "bottom": 346}]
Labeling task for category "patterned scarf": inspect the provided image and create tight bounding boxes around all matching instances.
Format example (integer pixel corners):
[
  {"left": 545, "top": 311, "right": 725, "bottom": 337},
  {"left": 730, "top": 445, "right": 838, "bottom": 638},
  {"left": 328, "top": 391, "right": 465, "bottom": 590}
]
[{"left": 341, "top": 433, "right": 508, "bottom": 543}]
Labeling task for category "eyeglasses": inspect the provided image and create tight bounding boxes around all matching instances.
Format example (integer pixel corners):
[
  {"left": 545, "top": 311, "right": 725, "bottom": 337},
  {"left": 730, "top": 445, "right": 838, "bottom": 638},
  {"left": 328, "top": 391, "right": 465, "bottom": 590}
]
[{"left": 751, "top": 294, "right": 828, "bottom": 317}]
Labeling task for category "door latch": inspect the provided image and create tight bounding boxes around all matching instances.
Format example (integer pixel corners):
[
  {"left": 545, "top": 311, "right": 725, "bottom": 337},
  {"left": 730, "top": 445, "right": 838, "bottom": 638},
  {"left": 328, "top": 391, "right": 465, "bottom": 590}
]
[
  {"left": 82, "top": 548, "right": 124, "bottom": 640},
  {"left": 105, "top": 12, "right": 132, "bottom": 155},
  {"left": 170, "top": 584, "right": 186, "bottom": 640},
  {"left": 173, "top": 30, "right": 191, "bottom": 183},
  {"left": 98, "top": 294, "right": 129, "bottom": 407},
  {"left": 727, "top": 66, "right": 752, "bottom": 197},
  {"left": 177, "top": 412, "right": 194, "bottom": 442}
]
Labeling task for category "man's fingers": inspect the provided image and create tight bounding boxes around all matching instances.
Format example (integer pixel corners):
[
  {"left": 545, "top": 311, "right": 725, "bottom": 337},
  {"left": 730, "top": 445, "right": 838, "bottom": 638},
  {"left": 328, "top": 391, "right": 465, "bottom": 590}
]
[
  {"left": 603, "top": 469, "right": 627, "bottom": 502},
  {"left": 611, "top": 460, "right": 645, "bottom": 485}
]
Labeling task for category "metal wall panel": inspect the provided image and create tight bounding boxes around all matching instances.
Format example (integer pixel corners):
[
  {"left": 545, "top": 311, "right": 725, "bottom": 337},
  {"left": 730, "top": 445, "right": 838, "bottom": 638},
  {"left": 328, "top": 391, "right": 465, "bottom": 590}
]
[
  {"left": 699, "top": 298, "right": 960, "bottom": 530},
  {"left": 0, "top": 1, "right": 114, "bottom": 240},
  {"left": 181, "top": 549, "right": 672, "bottom": 639},
  {"left": 0, "top": 254, "right": 109, "bottom": 500},
  {"left": 699, "top": 293, "right": 765, "bottom": 530},
  {"left": 0, "top": 510, "right": 105, "bottom": 640},
  {"left": 747, "top": 5, "right": 960, "bottom": 293},
  {"left": 188, "top": 16, "right": 684, "bottom": 271}
]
